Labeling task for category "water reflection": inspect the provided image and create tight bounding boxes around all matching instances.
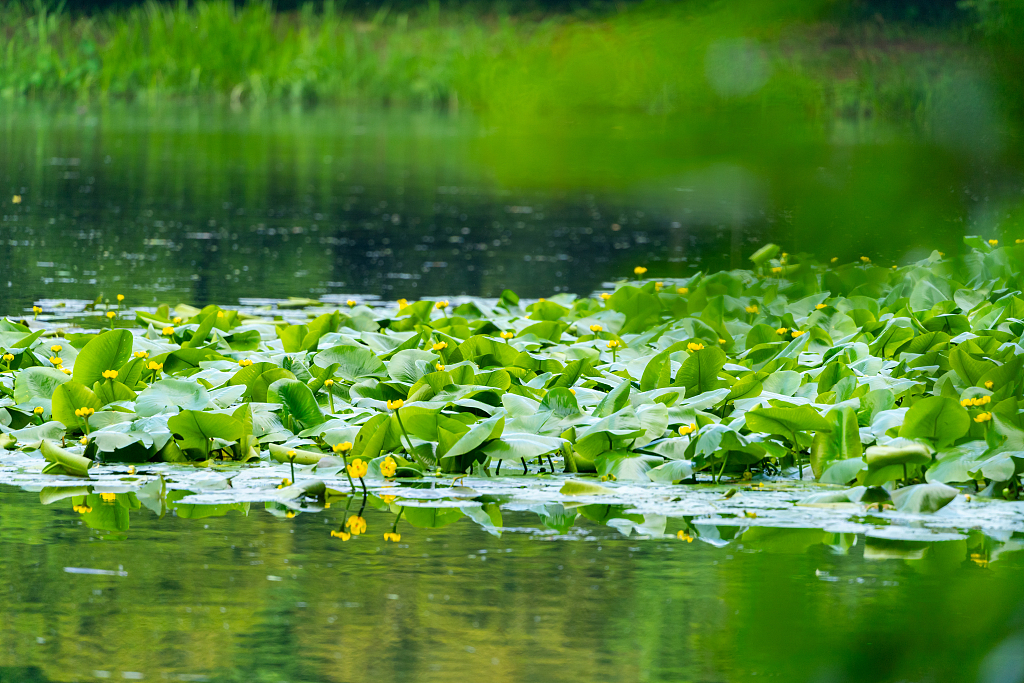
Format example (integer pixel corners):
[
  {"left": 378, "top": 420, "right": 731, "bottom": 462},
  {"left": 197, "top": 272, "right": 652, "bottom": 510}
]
[
  {"left": 2, "top": 103, "right": 1020, "bottom": 317},
  {"left": 1, "top": 485, "right": 1023, "bottom": 682}
]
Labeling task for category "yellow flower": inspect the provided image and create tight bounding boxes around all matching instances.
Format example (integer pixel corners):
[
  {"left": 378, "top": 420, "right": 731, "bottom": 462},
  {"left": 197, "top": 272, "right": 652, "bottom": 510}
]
[
  {"left": 383, "top": 532, "right": 401, "bottom": 542},
  {"left": 975, "top": 412, "right": 992, "bottom": 423},
  {"left": 74, "top": 407, "right": 95, "bottom": 417},
  {"left": 989, "top": 239, "right": 999, "bottom": 246},
  {"left": 677, "top": 287, "right": 689, "bottom": 295},
  {"left": 33, "top": 406, "right": 44, "bottom": 415},
  {"left": 286, "top": 450, "right": 297, "bottom": 459},
  {"left": 381, "top": 456, "right": 397, "bottom": 478},
  {"left": 101, "top": 492, "right": 116, "bottom": 503},
  {"left": 607, "top": 340, "right": 621, "bottom": 349},
  {"left": 346, "top": 515, "right": 367, "bottom": 535},
  {"left": 162, "top": 326, "right": 175, "bottom": 336},
  {"left": 677, "top": 531, "right": 694, "bottom": 542},
  {"left": 654, "top": 282, "right": 663, "bottom": 292},
  {"left": 61, "top": 368, "right": 71, "bottom": 375},
  {"left": 330, "top": 529, "right": 351, "bottom": 540},
  {"left": 50, "top": 356, "right": 63, "bottom": 366},
  {"left": 589, "top": 324, "right": 603, "bottom": 333},
  {"left": 172, "top": 317, "right": 182, "bottom": 324},
  {"left": 2, "top": 353, "right": 13, "bottom": 362},
  {"left": 791, "top": 330, "right": 805, "bottom": 338},
  {"left": 74, "top": 505, "right": 92, "bottom": 514},
  {"left": 815, "top": 303, "right": 827, "bottom": 310},
  {"left": 12, "top": 195, "right": 21, "bottom": 204},
  {"left": 117, "top": 294, "right": 125, "bottom": 302},
  {"left": 106, "top": 311, "right": 116, "bottom": 319},
  {"left": 718, "top": 338, "right": 727, "bottom": 345},
  {"left": 891, "top": 265, "right": 898, "bottom": 270},
  {"left": 771, "top": 267, "right": 782, "bottom": 274},
  {"left": 50, "top": 344, "right": 63, "bottom": 353},
  {"left": 745, "top": 305, "right": 758, "bottom": 314},
  {"left": 435, "top": 363, "right": 445, "bottom": 371},
  {"left": 333, "top": 442, "right": 352, "bottom": 453},
  {"left": 101, "top": 369, "right": 118, "bottom": 379},
  {"left": 961, "top": 399, "right": 971, "bottom": 407},
  {"left": 397, "top": 298, "right": 409, "bottom": 310},
  {"left": 432, "top": 341, "right": 448, "bottom": 351},
  {"left": 500, "top": 331, "right": 514, "bottom": 340},
  {"left": 238, "top": 358, "right": 253, "bottom": 367},
  {"left": 284, "top": 510, "right": 295, "bottom": 519},
  {"left": 600, "top": 293, "right": 612, "bottom": 300},
  {"left": 347, "top": 458, "right": 369, "bottom": 479},
  {"left": 382, "top": 495, "right": 397, "bottom": 504},
  {"left": 33, "top": 306, "right": 42, "bottom": 314},
  {"left": 435, "top": 300, "right": 449, "bottom": 310},
  {"left": 80, "top": 436, "right": 88, "bottom": 445},
  {"left": 634, "top": 266, "right": 648, "bottom": 276},
  {"left": 387, "top": 399, "right": 404, "bottom": 410},
  {"left": 133, "top": 350, "right": 148, "bottom": 359},
  {"left": 538, "top": 298, "right": 546, "bottom": 303},
  {"left": 984, "top": 381, "right": 994, "bottom": 389},
  {"left": 679, "top": 423, "right": 697, "bottom": 436},
  {"left": 569, "top": 388, "right": 576, "bottom": 395},
  {"left": 981, "top": 395, "right": 991, "bottom": 404},
  {"left": 831, "top": 257, "right": 838, "bottom": 263},
  {"left": 860, "top": 256, "right": 871, "bottom": 263},
  {"left": 147, "top": 361, "right": 163, "bottom": 371},
  {"left": 744, "top": 510, "right": 758, "bottom": 519},
  {"left": 347, "top": 299, "right": 356, "bottom": 307},
  {"left": 128, "top": 466, "right": 136, "bottom": 475},
  {"left": 776, "top": 327, "right": 788, "bottom": 335},
  {"left": 687, "top": 342, "right": 704, "bottom": 351}
]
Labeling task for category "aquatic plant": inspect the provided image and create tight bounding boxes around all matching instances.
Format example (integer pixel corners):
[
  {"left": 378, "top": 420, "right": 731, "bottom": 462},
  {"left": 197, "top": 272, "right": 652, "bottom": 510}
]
[{"left": 2, "top": 237, "right": 1024, "bottom": 526}]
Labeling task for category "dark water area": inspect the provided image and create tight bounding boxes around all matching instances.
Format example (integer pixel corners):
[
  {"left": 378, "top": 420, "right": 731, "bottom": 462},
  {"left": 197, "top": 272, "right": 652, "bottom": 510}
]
[
  {"left": 1, "top": 485, "right": 1023, "bottom": 683},
  {"left": 1, "top": 103, "right": 1022, "bottom": 317}
]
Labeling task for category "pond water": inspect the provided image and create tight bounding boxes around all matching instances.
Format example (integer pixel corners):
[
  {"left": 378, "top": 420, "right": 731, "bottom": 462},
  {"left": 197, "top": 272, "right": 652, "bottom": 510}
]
[
  {"left": 2, "top": 103, "right": 1021, "bottom": 317},
  {"left": 2, "top": 484, "right": 1023, "bottom": 683}
]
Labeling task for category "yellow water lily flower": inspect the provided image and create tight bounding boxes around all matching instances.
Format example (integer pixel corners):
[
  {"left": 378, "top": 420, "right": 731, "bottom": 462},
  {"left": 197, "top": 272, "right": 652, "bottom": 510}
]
[
  {"left": 397, "top": 298, "right": 409, "bottom": 310},
  {"left": 500, "top": 331, "right": 514, "bottom": 340},
  {"left": 687, "top": 342, "right": 704, "bottom": 351},
  {"left": 332, "top": 442, "right": 352, "bottom": 453},
  {"left": 330, "top": 529, "right": 351, "bottom": 540},
  {"left": 61, "top": 368, "right": 71, "bottom": 375},
  {"left": 162, "top": 326, "right": 175, "bottom": 336},
  {"left": 324, "top": 379, "right": 334, "bottom": 387},
  {"left": 600, "top": 292, "right": 612, "bottom": 300},
  {"left": 74, "top": 407, "right": 95, "bottom": 417},
  {"left": 33, "top": 406, "right": 44, "bottom": 415},
  {"left": 679, "top": 423, "right": 697, "bottom": 436},
  {"left": 776, "top": 327, "right": 788, "bottom": 335},
  {"left": 50, "top": 344, "right": 62, "bottom": 353},
  {"left": 12, "top": 195, "right": 21, "bottom": 204},
  {"left": 381, "top": 456, "right": 397, "bottom": 478},
  {"left": 117, "top": 294, "right": 125, "bottom": 302},
  {"left": 589, "top": 324, "right": 603, "bottom": 333},
  {"left": 771, "top": 267, "right": 782, "bottom": 274},
  {"left": 989, "top": 239, "right": 999, "bottom": 246},
  {"left": 106, "top": 311, "right": 116, "bottom": 320},
  {"left": 383, "top": 532, "right": 401, "bottom": 542},
  {"left": 975, "top": 412, "right": 992, "bottom": 423},
  {"left": 677, "top": 531, "right": 694, "bottom": 542},
  {"left": 677, "top": 287, "right": 689, "bottom": 295},
  {"left": 607, "top": 340, "right": 621, "bottom": 349},
  {"left": 860, "top": 256, "right": 871, "bottom": 263},
  {"left": 172, "top": 317, "right": 182, "bottom": 324},
  {"left": 432, "top": 341, "right": 448, "bottom": 351},
  {"left": 634, "top": 266, "right": 647, "bottom": 276},
  {"left": 815, "top": 303, "right": 827, "bottom": 310},
  {"left": 791, "top": 330, "right": 805, "bottom": 338},
  {"left": 147, "top": 361, "right": 163, "bottom": 371},
  {"left": 346, "top": 515, "right": 367, "bottom": 535},
  {"left": 435, "top": 300, "right": 449, "bottom": 310},
  {"left": 133, "top": 350, "right": 148, "bottom": 359},
  {"left": 745, "top": 305, "right": 758, "bottom": 314},
  {"left": 387, "top": 399, "right": 404, "bottom": 410},
  {"left": 50, "top": 356, "right": 63, "bottom": 366},
  {"left": 435, "top": 363, "right": 445, "bottom": 371},
  {"left": 984, "top": 381, "right": 994, "bottom": 389},
  {"left": 238, "top": 358, "right": 253, "bottom": 367},
  {"left": 101, "top": 369, "right": 118, "bottom": 379},
  {"left": 347, "top": 299, "right": 356, "bottom": 307},
  {"left": 101, "top": 492, "right": 116, "bottom": 503},
  {"left": 347, "top": 458, "right": 368, "bottom": 479},
  {"left": 2, "top": 353, "right": 13, "bottom": 362},
  {"left": 285, "top": 511, "right": 296, "bottom": 519}
]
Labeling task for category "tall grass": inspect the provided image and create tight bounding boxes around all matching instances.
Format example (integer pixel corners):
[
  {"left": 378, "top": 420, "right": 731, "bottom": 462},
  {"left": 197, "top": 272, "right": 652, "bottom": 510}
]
[{"left": 0, "top": 0, "right": 985, "bottom": 125}]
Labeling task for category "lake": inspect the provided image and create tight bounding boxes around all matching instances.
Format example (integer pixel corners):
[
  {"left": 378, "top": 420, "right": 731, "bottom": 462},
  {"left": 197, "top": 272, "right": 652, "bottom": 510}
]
[
  {"left": 2, "top": 102, "right": 1019, "bottom": 317},
  {"left": 2, "top": 485, "right": 1023, "bottom": 683}
]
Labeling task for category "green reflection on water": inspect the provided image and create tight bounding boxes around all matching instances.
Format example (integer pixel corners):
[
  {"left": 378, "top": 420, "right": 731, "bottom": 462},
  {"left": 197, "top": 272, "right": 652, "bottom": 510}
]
[
  {"left": 1, "top": 102, "right": 1020, "bottom": 317},
  {"left": 1, "top": 486, "right": 1023, "bottom": 683}
]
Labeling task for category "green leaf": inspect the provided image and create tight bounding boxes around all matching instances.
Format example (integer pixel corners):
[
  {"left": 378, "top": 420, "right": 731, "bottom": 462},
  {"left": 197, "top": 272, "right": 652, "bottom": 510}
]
[
  {"left": 135, "top": 379, "right": 211, "bottom": 417},
  {"left": 72, "top": 329, "right": 134, "bottom": 387},
  {"left": 810, "top": 406, "right": 862, "bottom": 480},
  {"left": 745, "top": 405, "right": 831, "bottom": 443},
  {"left": 269, "top": 443, "right": 326, "bottom": 465},
  {"left": 676, "top": 347, "right": 726, "bottom": 395},
  {"left": 538, "top": 387, "right": 580, "bottom": 418},
  {"left": 646, "top": 459, "right": 694, "bottom": 483},
  {"left": 559, "top": 480, "right": 613, "bottom": 495},
  {"left": 50, "top": 381, "right": 103, "bottom": 429},
  {"left": 40, "top": 439, "right": 92, "bottom": 477},
  {"left": 14, "top": 366, "right": 70, "bottom": 403},
  {"left": 268, "top": 378, "right": 324, "bottom": 430},
  {"left": 404, "top": 506, "right": 465, "bottom": 528},
  {"left": 593, "top": 379, "right": 630, "bottom": 418},
  {"left": 183, "top": 311, "right": 218, "bottom": 348},
  {"left": 481, "top": 432, "right": 564, "bottom": 460},
  {"left": 167, "top": 410, "right": 245, "bottom": 457},
  {"left": 890, "top": 482, "right": 958, "bottom": 513},
  {"left": 865, "top": 443, "right": 932, "bottom": 469},
  {"left": 313, "top": 345, "right": 386, "bottom": 381},
  {"left": 441, "top": 415, "right": 505, "bottom": 460},
  {"left": 898, "top": 396, "right": 969, "bottom": 447}
]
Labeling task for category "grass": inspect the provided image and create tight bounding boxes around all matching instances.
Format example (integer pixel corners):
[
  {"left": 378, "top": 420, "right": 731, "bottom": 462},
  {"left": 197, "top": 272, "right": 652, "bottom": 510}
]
[{"left": 0, "top": 0, "right": 994, "bottom": 128}]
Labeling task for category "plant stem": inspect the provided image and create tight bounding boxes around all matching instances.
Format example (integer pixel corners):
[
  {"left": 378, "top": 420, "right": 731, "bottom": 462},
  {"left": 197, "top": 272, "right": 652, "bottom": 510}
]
[
  {"left": 560, "top": 443, "right": 577, "bottom": 474},
  {"left": 394, "top": 410, "right": 420, "bottom": 463},
  {"left": 716, "top": 452, "right": 729, "bottom": 485}
]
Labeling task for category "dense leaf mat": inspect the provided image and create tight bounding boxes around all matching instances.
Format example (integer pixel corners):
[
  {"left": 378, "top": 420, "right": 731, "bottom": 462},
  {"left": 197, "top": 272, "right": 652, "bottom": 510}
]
[{"left": 4, "top": 238, "right": 1024, "bottom": 540}]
